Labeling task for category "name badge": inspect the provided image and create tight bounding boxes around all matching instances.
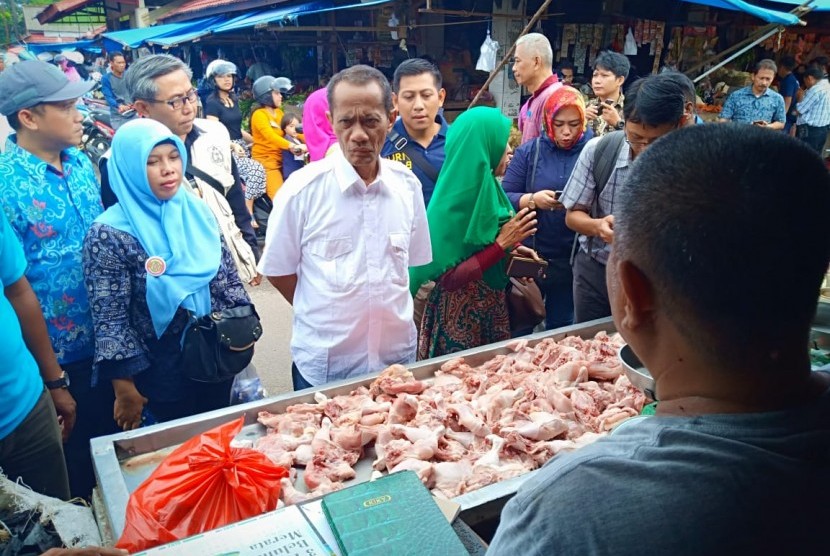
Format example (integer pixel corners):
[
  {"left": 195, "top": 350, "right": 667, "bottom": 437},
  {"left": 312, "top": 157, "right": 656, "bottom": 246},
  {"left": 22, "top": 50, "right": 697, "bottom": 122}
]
[{"left": 145, "top": 256, "right": 167, "bottom": 277}]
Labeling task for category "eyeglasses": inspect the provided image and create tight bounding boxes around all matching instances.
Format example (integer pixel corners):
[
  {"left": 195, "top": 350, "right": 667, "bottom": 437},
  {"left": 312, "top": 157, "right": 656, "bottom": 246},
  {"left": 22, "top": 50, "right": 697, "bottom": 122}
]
[{"left": 147, "top": 89, "right": 199, "bottom": 111}]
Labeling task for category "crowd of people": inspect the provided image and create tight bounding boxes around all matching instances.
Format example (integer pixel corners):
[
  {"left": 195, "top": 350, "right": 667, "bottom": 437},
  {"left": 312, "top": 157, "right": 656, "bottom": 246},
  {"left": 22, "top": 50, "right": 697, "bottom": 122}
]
[{"left": 0, "top": 30, "right": 827, "bottom": 555}]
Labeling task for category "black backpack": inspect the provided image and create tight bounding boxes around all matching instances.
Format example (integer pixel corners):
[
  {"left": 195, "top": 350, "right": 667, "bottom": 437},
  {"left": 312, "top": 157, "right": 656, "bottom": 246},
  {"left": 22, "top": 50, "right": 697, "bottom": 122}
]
[{"left": 591, "top": 130, "right": 626, "bottom": 200}]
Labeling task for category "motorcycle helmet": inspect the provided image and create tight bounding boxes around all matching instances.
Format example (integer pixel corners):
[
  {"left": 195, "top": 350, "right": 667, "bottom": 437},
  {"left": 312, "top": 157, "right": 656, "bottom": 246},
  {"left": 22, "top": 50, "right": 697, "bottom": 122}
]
[
  {"left": 271, "top": 76, "right": 294, "bottom": 96},
  {"left": 253, "top": 75, "right": 295, "bottom": 107},
  {"left": 205, "top": 59, "right": 237, "bottom": 81}
]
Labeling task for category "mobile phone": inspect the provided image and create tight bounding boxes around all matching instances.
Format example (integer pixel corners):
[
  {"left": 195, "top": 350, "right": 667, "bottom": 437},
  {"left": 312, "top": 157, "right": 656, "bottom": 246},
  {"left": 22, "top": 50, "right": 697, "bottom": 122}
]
[
  {"left": 506, "top": 256, "right": 548, "bottom": 279},
  {"left": 554, "top": 190, "right": 564, "bottom": 200}
]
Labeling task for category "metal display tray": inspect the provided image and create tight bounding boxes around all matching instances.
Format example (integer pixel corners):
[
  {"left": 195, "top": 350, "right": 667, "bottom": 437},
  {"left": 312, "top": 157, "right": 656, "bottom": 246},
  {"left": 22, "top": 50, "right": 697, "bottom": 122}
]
[{"left": 92, "top": 318, "right": 616, "bottom": 539}]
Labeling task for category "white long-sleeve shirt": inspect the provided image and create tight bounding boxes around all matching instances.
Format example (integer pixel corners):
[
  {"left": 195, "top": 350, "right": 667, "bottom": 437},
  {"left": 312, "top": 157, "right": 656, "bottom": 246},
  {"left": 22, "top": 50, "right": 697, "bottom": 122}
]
[{"left": 258, "top": 152, "right": 432, "bottom": 386}]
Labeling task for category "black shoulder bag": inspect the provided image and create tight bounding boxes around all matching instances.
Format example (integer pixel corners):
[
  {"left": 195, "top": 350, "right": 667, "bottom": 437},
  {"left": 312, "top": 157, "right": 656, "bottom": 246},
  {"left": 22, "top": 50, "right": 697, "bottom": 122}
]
[
  {"left": 387, "top": 131, "right": 440, "bottom": 184},
  {"left": 505, "top": 137, "right": 546, "bottom": 333},
  {"left": 181, "top": 305, "right": 264, "bottom": 383}
]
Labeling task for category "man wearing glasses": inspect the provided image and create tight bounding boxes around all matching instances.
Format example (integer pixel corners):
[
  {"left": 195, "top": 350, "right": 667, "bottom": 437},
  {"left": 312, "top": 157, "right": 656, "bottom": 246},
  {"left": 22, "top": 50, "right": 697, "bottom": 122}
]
[
  {"left": 560, "top": 74, "right": 689, "bottom": 323},
  {"left": 99, "top": 54, "right": 260, "bottom": 268}
]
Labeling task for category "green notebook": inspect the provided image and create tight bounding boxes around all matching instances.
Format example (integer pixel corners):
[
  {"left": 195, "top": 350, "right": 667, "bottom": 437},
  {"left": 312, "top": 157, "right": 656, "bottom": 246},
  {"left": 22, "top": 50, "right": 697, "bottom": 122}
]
[{"left": 321, "top": 471, "right": 468, "bottom": 556}]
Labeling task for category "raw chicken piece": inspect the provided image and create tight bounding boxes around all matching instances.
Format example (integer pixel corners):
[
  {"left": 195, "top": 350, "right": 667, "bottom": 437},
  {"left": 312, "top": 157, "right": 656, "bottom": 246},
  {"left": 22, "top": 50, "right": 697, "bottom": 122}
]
[
  {"left": 294, "top": 443, "right": 313, "bottom": 466},
  {"left": 474, "top": 434, "right": 506, "bottom": 467},
  {"left": 432, "top": 460, "right": 472, "bottom": 498},
  {"left": 434, "top": 437, "right": 467, "bottom": 461},
  {"left": 597, "top": 407, "right": 639, "bottom": 430},
  {"left": 304, "top": 449, "right": 358, "bottom": 489},
  {"left": 553, "top": 361, "right": 590, "bottom": 385},
  {"left": 390, "top": 459, "right": 434, "bottom": 487},
  {"left": 439, "top": 357, "right": 476, "bottom": 377},
  {"left": 464, "top": 463, "right": 532, "bottom": 491},
  {"left": 501, "top": 412, "right": 569, "bottom": 441},
  {"left": 570, "top": 388, "right": 600, "bottom": 423},
  {"left": 447, "top": 403, "right": 491, "bottom": 437},
  {"left": 389, "top": 393, "right": 419, "bottom": 424},
  {"left": 257, "top": 410, "right": 320, "bottom": 436},
  {"left": 587, "top": 361, "right": 623, "bottom": 381},
  {"left": 444, "top": 429, "right": 474, "bottom": 448},
  {"left": 329, "top": 421, "right": 365, "bottom": 452},
  {"left": 280, "top": 477, "right": 312, "bottom": 505},
  {"left": 254, "top": 434, "right": 296, "bottom": 468},
  {"left": 369, "top": 364, "right": 426, "bottom": 396}
]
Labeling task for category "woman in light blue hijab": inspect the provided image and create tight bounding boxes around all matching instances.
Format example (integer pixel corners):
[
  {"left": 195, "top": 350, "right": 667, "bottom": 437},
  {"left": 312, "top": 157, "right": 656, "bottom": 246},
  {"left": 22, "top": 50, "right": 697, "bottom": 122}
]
[{"left": 83, "top": 119, "right": 252, "bottom": 430}]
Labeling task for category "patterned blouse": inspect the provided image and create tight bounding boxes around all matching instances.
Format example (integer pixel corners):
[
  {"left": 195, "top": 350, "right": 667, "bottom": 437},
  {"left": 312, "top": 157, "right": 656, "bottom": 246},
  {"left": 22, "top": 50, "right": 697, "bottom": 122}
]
[
  {"left": 0, "top": 137, "right": 103, "bottom": 365},
  {"left": 82, "top": 223, "right": 251, "bottom": 403}
]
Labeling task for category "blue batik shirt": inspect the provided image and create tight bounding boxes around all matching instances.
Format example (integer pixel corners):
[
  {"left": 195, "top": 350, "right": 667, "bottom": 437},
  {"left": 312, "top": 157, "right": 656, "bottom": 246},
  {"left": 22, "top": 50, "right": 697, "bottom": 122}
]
[
  {"left": 720, "top": 86, "right": 786, "bottom": 124},
  {"left": 0, "top": 135, "right": 102, "bottom": 365}
]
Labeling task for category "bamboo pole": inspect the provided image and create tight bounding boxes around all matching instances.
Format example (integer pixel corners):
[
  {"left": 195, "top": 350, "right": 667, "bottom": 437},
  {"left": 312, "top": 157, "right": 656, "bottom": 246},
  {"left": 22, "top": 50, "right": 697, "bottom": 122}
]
[{"left": 468, "top": 0, "right": 554, "bottom": 109}]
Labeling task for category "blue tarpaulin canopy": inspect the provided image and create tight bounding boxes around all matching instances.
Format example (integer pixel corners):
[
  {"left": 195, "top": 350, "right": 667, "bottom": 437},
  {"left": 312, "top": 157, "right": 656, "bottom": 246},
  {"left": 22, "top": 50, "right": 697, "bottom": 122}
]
[
  {"left": 760, "top": 0, "right": 830, "bottom": 10},
  {"left": 148, "top": 0, "right": 393, "bottom": 47},
  {"left": 24, "top": 40, "right": 99, "bottom": 54},
  {"left": 682, "top": 0, "right": 803, "bottom": 24},
  {"left": 102, "top": 16, "right": 222, "bottom": 50}
]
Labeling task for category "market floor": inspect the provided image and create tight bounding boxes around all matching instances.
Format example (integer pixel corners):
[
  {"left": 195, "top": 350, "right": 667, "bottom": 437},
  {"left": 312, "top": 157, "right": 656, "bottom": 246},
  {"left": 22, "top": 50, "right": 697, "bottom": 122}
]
[{"left": 247, "top": 282, "right": 294, "bottom": 396}]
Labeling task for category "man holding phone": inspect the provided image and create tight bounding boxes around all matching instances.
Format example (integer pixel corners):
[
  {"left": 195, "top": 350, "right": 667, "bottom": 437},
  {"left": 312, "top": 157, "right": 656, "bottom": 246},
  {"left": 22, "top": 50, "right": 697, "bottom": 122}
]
[{"left": 719, "top": 59, "right": 785, "bottom": 130}]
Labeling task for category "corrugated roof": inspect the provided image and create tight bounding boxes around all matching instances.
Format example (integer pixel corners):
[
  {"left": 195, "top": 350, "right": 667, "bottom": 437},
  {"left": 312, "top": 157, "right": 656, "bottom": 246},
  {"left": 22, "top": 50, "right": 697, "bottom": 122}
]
[
  {"left": 159, "top": 0, "right": 284, "bottom": 22},
  {"left": 36, "top": 0, "right": 102, "bottom": 25}
]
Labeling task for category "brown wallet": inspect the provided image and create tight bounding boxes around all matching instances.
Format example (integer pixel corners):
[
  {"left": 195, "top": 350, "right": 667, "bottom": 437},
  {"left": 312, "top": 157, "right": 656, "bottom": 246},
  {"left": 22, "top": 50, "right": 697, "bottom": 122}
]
[{"left": 506, "top": 255, "right": 548, "bottom": 279}]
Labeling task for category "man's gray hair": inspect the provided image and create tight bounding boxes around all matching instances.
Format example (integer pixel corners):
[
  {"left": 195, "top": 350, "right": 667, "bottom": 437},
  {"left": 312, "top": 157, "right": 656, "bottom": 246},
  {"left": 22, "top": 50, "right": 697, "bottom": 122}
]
[
  {"left": 327, "top": 64, "right": 393, "bottom": 113},
  {"left": 124, "top": 54, "right": 192, "bottom": 103},
  {"left": 516, "top": 33, "right": 553, "bottom": 69}
]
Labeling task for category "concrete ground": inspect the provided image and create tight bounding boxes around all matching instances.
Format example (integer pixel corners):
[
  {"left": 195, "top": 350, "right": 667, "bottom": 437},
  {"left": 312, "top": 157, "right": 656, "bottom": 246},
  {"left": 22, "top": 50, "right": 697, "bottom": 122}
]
[{"left": 246, "top": 283, "right": 295, "bottom": 396}]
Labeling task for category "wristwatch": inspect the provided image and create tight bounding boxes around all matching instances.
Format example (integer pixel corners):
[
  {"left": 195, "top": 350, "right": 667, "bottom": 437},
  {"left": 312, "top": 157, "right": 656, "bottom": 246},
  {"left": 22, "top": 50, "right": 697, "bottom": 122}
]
[
  {"left": 528, "top": 193, "right": 536, "bottom": 210},
  {"left": 45, "top": 370, "right": 70, "bottom": 390},
  {"left": 615, "top": 120, "right": 625, "bottom": 131}
]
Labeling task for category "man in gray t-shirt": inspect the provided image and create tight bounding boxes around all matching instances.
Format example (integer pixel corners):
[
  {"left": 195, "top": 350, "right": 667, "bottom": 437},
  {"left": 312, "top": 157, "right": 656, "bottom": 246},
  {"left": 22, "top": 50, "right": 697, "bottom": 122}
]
[{"left": 489, "top": 124, "right": 830, "bottom": 555}]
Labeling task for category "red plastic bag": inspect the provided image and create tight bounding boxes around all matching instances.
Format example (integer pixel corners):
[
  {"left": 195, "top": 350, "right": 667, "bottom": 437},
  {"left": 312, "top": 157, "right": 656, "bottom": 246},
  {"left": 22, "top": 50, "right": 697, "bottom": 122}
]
[{"left": 116, "top": 416, "right": 289, "bottom": 553}]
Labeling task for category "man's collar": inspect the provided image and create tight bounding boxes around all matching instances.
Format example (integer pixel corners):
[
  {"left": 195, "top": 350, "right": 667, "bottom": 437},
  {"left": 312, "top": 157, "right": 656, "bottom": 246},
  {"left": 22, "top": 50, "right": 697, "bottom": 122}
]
[
  {"left": 531, "top": 74, "right": 559, "bottom": 99},
  {"left": 619, "top": 140, "right": 632, "bottom": 168},
  {"left": 395, "top": 113, "right": 449, "bottom": 140},
  {"left": 5, "top": 134, "right": 80, "bottom": 173},
  {"left": 333, "top": 150, "right": 384, "bottom": 192}
]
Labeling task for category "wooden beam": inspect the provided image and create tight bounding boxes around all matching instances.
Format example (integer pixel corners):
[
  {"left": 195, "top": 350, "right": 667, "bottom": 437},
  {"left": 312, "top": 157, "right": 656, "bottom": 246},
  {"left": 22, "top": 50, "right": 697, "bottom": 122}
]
[{"left": 469, "top": 0, "right": 555, "bottom": 109}]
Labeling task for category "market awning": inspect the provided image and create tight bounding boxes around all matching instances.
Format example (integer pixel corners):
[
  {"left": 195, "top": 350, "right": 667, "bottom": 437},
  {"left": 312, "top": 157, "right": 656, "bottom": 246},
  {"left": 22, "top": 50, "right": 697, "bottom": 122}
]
[
  {"left": 36, "top": 0, "right": 102, "bottom": 25},
  {"left": 24, "top": 40, "right": 100, "bottom": 54},
  {"left": 148, "top": 0, "right": 395, "bottom": 47},
  {"left": 762, "top": 0, "right": 830, "bottom": 10},
  {"left": 102, "top": 16, "right": 223, "bottom": 50},
  {"left": 681, "top": 0, "right": 803, "bottom": 24}
]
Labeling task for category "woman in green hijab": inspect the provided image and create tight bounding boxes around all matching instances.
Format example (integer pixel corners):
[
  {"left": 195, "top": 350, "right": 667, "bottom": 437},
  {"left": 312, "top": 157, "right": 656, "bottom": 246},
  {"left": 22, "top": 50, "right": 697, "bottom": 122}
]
[{"left": 410, "top": 107, "right": 539, "bottom": 359}]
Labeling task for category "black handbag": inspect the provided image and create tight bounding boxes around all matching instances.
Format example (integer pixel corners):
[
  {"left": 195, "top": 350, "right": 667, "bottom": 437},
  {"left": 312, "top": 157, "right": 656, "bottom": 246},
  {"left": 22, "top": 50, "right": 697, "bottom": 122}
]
[
  {"left": 180, "top": 304, "right": 263, "bottom": 383},
  {"left": 506, "top": 277, "right": 545, "bottom": 332}
]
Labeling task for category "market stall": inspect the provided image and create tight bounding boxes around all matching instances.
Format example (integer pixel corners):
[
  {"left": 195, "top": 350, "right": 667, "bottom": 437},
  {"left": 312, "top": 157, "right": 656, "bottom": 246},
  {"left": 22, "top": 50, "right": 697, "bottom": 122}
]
[{"left": 91, "top": 317, "right": 640, "bottom": 547}]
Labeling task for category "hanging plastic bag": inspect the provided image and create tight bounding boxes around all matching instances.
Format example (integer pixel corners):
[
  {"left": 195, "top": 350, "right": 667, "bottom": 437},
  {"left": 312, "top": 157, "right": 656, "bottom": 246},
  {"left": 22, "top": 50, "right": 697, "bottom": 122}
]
[
  {"left": 476, "top": 30, "right": 500, "bottom": 72},
  {"left": 624, "top": 28, "right": 638, "bottom": 56},
  {"left": 116, "top": 416, "right": 289, "bottom": 553},
  {"left": 230, "top": 364, "right": 266, "bottom": 405}
]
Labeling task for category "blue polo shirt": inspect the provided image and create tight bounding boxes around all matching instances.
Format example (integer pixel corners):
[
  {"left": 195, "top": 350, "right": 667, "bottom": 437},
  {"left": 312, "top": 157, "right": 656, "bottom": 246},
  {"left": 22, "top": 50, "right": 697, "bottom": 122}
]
[
  {"left": 0, "top": 136, "right": 102, "bottom": 365},
  {"left": 721, "top": 86, "right": 786, "bottom": 124},
  {"left": 381, "top": 115, "right": 448, "bottom": 208},
  {"left": 0, "top": 212, "right": 42, "bottom": 440}
]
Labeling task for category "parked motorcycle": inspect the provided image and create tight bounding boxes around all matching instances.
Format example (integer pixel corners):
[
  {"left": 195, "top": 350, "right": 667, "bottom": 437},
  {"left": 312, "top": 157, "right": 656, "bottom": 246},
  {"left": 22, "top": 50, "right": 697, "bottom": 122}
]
[{"left": 78, "top": 96, "right": 134, "bottom": 167}]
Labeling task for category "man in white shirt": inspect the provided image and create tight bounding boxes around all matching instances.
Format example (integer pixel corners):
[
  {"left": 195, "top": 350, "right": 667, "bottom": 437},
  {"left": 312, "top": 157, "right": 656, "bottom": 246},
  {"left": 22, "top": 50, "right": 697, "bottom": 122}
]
[{"left": 258, "top": 65, "right": 432, "bottom": 390}]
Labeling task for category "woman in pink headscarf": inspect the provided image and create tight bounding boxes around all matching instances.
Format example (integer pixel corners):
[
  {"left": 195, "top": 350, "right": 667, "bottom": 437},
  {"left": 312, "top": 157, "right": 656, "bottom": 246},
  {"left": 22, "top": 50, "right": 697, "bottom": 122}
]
[
  {"left": 55, "top": 55, "right": 81, "bottom": 83},
  {"left": 301, "top": 88, "right": 339, "bottom": 161}
]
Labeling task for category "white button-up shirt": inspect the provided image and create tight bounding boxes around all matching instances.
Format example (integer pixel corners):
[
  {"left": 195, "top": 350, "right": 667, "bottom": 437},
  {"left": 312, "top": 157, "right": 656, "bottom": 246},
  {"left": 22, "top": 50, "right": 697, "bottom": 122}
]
[{"left": 258, "top": 151, "right": 432, "bottom": 386}]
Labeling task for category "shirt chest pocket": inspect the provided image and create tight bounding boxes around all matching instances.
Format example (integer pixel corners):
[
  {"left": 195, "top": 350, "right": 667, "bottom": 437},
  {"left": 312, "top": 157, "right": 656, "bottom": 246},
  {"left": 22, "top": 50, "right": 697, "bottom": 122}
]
[
  {"left": 308, "top": 237, "right": 355, "bottom": 292},
  {"left": 388, "top": 232, "right": 409, "bottom": 286}
]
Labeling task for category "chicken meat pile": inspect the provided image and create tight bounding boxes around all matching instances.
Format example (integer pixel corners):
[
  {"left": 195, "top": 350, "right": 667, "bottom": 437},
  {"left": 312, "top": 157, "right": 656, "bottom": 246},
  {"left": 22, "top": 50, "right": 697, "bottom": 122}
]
[{"left": 253, "top": 332, "right": 646, "bottom": 505}]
